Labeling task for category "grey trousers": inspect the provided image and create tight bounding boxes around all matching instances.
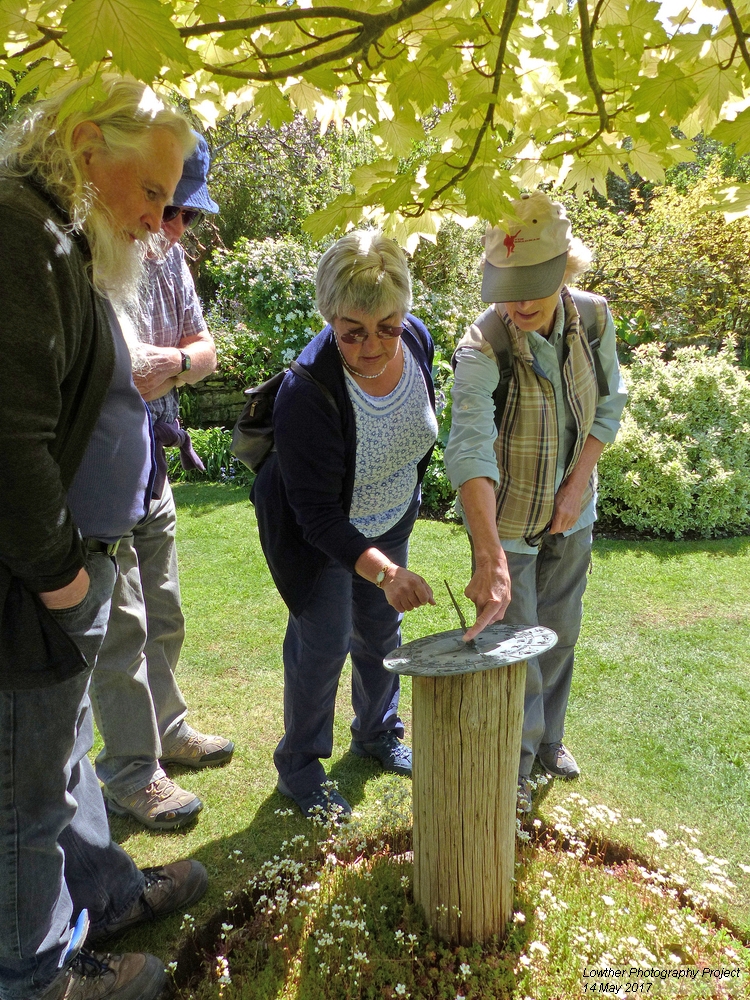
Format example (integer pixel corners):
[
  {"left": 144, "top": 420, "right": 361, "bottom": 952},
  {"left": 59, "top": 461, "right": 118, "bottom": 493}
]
[
  {"left": 502, "top": 526, "right": 593, "bottom": 778},
  {"left": 90, "top": 482, "right": 188, "bottom": 797}
]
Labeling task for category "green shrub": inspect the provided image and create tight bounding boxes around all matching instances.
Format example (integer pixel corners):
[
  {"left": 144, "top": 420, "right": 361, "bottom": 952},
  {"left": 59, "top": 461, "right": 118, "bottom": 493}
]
[
  {"left": 205, "top": 237, "right": 323, "bottom": 387},
  {"left": 563, "top": 172, "right": 750, "bottom": 358},
  {"left": 598, "top": 342, "right": 750, "bottom": 537},
  {"left": 166, "top": 427, "right": 252, "bottom": 488}
]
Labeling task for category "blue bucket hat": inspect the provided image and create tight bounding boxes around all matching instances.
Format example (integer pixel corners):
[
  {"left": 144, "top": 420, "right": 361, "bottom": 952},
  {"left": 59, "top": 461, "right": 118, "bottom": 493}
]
[{"left": 172, "top": 132, "right": 219, "bottom": 213}]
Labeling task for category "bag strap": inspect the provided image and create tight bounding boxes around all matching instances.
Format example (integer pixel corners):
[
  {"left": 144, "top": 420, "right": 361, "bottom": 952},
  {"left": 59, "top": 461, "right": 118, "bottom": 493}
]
[
  {"left": 289, "top": 359, "right": 339, "bottom": 415},
  {"left": 570, "top": 289, "right": 611, "bottom": 397},
  {"left": 473, "top": 307, "right": 514, "bottom": 431}
]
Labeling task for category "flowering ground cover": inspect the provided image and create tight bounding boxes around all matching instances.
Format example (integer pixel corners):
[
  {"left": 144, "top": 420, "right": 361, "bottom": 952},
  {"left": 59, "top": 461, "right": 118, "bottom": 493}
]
[{"left": 96, "top": 485, "right": 750, "bottom": 998}]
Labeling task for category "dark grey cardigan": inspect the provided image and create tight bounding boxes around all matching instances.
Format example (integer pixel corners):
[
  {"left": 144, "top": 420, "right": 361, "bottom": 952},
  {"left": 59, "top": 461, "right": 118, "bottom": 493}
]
[{"left": 0, "top": 175, "right": 115, "bottom": 688}]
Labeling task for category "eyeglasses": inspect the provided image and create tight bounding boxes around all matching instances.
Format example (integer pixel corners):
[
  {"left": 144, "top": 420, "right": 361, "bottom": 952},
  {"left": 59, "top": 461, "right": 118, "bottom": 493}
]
[
  {"left": 162, "top": 206, "right": 205, "bottom": 229},
  {"left": 337, "top": 325, "right": 404, "bottom": 345}
]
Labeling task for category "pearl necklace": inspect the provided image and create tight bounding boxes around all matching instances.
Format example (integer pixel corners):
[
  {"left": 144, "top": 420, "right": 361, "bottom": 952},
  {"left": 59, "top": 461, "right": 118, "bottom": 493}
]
[{"left": 335, "top": 336, "right": 401, "bottom": 380}]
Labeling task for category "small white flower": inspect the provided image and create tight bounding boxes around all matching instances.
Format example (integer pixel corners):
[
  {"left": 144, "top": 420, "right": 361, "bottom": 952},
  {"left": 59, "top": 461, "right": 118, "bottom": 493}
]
[
  {"left": 601, "top": 895, "right": 616, "bottom": 906},
  {"left": 395, "top": 985, "right": 408, "bottom": 997},
  {"left": 529, "top": 941, "right": 550, "bottom": 957},
  {"left": 459, "top": 962, "right": 471, "bottom": 977}
]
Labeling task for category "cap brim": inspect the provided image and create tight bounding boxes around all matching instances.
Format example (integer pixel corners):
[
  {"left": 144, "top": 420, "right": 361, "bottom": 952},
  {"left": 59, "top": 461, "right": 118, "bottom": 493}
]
[
  {"left": 481, "top": 251, "right": 567, "bottom": 303},
  {"left": 172, "top": 179, "right": 219, "bottom": 214}
]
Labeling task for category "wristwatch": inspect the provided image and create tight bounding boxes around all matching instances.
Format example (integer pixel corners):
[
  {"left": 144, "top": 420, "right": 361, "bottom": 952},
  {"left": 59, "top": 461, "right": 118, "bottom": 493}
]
[
  {"left": 375, "top": 564, "right": 391, "bottom": 587},
  {"left": 179, "top": 350, "right": 191, "bottom": 373}
]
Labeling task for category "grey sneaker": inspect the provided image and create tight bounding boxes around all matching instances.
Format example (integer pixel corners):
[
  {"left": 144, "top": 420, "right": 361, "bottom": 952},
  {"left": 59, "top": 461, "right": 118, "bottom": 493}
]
[
  {"left": 160, "top": 725, "right": 234, "bottom": 769},
  {"left": 88, "top": 860, "right": 208, "bottom": 944},
  {"left": 517, "top": 777, "right": 533, "bottom": 814},
  {"left": 40, "top": 949, "right": 166, "bottom": 1000},
  {"left": 350, "top": 730, "right": 412, "bottom": 776},
  {"left": 105, "top": 773, "right": 202, "bottom": 830},
  {"left": 537, "top": 742, "right": 580, "bottom": 779}
]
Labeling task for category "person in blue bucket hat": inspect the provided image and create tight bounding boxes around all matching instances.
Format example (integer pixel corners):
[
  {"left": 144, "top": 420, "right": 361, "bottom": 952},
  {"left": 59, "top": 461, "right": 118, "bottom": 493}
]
[{"left": 90, "top": 131, "right": 235, "bottom": 831}]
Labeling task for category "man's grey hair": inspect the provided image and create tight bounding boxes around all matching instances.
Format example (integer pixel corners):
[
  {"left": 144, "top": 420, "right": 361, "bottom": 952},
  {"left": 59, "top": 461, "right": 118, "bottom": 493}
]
[
  {"left": 0, "top": 75, "right": 194, "bottom": 306},
  {"left": 316, "top": 229, "right": 412, "bottom": 323}
]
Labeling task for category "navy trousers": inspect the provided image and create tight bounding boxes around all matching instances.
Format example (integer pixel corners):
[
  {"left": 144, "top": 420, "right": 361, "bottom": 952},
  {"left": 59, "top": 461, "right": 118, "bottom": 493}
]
[{"left": 274, "top": 498, "right": 419, "bottom": 796}]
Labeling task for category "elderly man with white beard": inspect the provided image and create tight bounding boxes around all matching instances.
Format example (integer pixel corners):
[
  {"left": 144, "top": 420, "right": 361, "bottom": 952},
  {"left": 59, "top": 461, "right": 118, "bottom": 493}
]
[{"left": 0, "top": 78, "right": 209, "bottom": 1000}]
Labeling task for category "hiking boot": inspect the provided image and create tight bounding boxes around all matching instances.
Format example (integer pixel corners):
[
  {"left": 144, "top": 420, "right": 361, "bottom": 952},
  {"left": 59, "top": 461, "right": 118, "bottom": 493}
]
[
  {"left": 517, "top": 777, "right": 533, "bottom": 815},
  {"left": 277, "top": 777, "right": 352, "bottom": 822},
  {"left": 40, "top": 949, "right": 166, "bottom": 1000},
  {"left": 350, "top": 730, "right": 412, "bottom": 776},
  {"left": 160, "top": 725, "right": 234, "bottom": 769},
  {"left": 105, "top": 772, "right": 202, "bottom": 830},
  {"left": 88, "top": 860, "right": 208, "bottom": 944},
  {"left": 537, "top": 742, "right": 580, "bottom": 779}
]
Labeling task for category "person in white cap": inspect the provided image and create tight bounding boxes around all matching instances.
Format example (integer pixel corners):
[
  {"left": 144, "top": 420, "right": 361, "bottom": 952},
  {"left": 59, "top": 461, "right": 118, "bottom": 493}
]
[
  {"left": 444, "top": 191, "right": 628, "bottom": 813},
  {"left": 90, "top": 134, "right": 234, "bottom": 830}
]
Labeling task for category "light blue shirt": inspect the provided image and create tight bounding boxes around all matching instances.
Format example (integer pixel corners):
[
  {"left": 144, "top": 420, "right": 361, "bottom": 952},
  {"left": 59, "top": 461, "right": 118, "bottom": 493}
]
[{"left": 444, "top": 298, "right": 628, "bottom": 553}]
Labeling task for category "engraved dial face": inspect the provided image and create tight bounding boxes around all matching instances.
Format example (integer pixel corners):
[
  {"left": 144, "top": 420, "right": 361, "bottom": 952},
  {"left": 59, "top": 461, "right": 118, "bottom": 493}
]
[{"left": 384, "top": 624, "right": 558, "bottom": 677}]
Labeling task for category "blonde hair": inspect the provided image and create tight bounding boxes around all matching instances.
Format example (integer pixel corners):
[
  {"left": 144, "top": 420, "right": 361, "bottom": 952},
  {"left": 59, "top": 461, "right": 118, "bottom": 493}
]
[
  {"left": 0, "top": 76, "right": 194, "bottom": 298},
  {"left": 316, "top": 229, "right": 412, "bottom": 322}
]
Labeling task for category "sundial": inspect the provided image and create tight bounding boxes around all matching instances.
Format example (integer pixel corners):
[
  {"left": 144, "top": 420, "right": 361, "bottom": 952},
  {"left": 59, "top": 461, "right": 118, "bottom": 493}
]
[
  {"left": 384, "top": 622, "right": 558, "bottom": 677},
  {"left": 386, "top": 584, "right": 559, "bottom": 946}
]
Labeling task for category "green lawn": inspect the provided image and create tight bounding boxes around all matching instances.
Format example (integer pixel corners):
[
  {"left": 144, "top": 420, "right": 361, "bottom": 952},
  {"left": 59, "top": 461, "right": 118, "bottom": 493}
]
[{"left": 100, "top": 483, "right": 750, "bottom": 978}]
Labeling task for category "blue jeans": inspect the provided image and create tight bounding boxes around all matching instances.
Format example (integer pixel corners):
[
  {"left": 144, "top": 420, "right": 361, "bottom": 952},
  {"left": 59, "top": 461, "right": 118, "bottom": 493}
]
[
  {"left": 91, "top": 484, "right": 188, "bottom": 797},
  {"left": 502, "top": 526, "right": 593, "bottom": 778},
  {"left": 274, "top": 497, "right": 418, "bottom": 796},
  {"left": 0, "top": 553, "right": 145, "bottom": 1000}
]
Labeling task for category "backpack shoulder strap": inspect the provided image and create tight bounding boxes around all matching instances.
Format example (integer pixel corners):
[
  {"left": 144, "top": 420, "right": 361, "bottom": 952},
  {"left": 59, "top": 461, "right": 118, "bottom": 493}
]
[
  {"left": 473, "top": 307, "right": 514, "bottom": 430},
  {"left": 570, "top": 289, "right": 611, "bottom": 397},
  {"left": 289, "top": 359, "right": 339, "bottom": 414}
]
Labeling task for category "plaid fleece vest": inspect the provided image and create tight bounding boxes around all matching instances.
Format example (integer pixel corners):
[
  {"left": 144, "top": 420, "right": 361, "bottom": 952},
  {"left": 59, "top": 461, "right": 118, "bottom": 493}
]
[{"left": 457, "top": 287, "right": 604, "bottom": 541}]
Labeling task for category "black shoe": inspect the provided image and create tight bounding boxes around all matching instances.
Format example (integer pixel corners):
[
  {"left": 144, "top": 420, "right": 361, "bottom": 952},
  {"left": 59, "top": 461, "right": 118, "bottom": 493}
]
[
  {"left": 40, "top": 949, "right": 166, "bottom": 1000},
  {"left": 350, "top": 730, "right": 412, "bottom": 776},
  {"left": 87, "top": 860, "right": 208, "bottom": 943},
  {"left": 277, "top": 777, "right": 352, "bottom": 821}
]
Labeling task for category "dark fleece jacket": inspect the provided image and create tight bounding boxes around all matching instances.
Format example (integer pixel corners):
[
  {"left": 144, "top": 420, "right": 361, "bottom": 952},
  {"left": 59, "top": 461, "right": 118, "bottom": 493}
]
[{"left": 0, "top": 175, "right": 115, "bottom": 689}]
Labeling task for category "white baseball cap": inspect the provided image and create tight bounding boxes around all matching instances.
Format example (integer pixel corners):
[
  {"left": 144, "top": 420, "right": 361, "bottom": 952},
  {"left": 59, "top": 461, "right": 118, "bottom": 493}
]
[{"left": 481, "top": 192, "right": 572, "bottom": 303}]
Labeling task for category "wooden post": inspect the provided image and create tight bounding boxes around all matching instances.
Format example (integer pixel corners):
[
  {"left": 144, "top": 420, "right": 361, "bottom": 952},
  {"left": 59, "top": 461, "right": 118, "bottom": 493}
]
[
  {"left": 385, "top": 623, "right": 557, "bottom": 946},
  {"left": 412, "top": 663, "right": 525, "bottom": 944}
]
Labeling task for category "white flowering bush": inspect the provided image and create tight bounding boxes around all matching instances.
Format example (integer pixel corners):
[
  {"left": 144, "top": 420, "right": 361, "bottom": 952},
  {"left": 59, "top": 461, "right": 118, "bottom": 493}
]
[
  {"left": 410, "top": 278, "right": 482, "bottom": 356},
  {"left": 205, "top": 237, "right": 323, "bottom": 386},
  {"left": 598, "top": 342, "right": 750, "bottom": 538}
]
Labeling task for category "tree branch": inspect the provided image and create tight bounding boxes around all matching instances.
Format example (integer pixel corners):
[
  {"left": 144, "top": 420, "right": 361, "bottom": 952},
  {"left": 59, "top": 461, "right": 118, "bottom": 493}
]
[
  {"left": 179, "top": 0, "right": 440, "bottom": 39},
  {"left": 427, "top": 0, "right": 521, "bottom": 207},
  {"left": 253, "top": 28, "right": 359, "bottom": 62},
  {"left": 4, "top": 23, "right": 65, "bottom": 62},
  {"left": 722, "top": 0, "right": 750, "bottom": 74},
  {"left": 577, "top": 0, "right": 610, "bottom": 133},
  {"left": 195, "top": 0, "right": 442, "bottom": 83}
]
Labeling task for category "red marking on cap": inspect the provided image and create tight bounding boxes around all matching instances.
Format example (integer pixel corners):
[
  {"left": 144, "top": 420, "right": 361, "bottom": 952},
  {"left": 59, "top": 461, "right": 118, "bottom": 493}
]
[{"left": 504, "top": 229, "right": 521, "bottom": 258}]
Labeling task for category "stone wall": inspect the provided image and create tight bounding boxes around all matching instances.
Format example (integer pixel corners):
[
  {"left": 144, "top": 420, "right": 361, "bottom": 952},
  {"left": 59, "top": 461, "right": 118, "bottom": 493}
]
[{"left": 181, "top": 373, "right": 246, "bottom": 428}]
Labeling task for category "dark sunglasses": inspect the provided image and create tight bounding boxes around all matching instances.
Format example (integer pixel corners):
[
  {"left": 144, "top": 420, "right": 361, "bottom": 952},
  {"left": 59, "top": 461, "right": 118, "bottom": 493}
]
[
  {"left": 338, "top": 325, "right": 404, "bottom": 345},
  {"left": 162, "top": 206, "right": 205, "bottom": 229}
]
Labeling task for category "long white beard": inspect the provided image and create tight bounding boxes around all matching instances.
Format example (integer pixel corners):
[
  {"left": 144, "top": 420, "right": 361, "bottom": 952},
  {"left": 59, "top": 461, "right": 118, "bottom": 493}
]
[{"left": 84, "top": 207, "right": 169, "bottom": 374}]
